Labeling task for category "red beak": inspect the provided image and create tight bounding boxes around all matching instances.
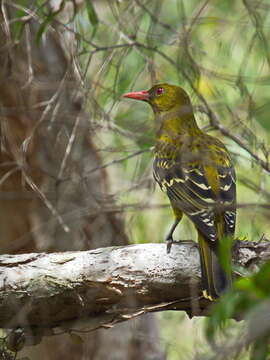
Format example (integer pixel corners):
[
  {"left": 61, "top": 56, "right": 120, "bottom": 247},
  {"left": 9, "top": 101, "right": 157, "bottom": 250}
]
[{"left": 123, "top": 90, "right": 149, "bottom": 101}]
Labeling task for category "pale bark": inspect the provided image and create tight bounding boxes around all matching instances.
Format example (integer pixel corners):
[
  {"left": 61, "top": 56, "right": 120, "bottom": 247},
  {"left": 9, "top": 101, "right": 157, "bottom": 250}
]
[{"left": 0, "top": 240, "right": 268, "bottom": 330}]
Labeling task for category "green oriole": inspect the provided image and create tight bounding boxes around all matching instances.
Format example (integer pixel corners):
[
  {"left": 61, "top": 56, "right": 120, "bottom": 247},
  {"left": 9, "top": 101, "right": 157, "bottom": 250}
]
[{"left": 123, "top": 83, "right": 236, "bottom": 300}]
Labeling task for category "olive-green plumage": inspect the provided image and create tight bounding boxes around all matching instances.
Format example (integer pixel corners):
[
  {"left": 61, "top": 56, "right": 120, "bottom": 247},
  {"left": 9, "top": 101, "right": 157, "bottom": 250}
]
[{"left": 123, "top": 83, "right": 236, "bottom": 300}]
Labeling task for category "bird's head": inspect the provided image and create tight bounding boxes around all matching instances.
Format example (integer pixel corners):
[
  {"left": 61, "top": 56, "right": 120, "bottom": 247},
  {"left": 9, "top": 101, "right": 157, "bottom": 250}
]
[{"left": 123, "top": 83, "right": 192, "bottom": 114}]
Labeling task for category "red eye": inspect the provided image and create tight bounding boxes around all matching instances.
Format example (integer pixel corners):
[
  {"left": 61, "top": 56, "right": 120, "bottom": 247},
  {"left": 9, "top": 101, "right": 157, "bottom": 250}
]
[{"left": 156, "top": 87, "right": 164, "bottom": 95}]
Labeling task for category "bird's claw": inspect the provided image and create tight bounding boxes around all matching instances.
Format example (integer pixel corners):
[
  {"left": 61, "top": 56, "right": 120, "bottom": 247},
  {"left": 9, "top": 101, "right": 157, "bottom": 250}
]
[
  {"left": 166, "top": 238, "right": 180, "bottom": 254},
  {"left": 166, "top": 239, "right": 172, "bottom": 254}
]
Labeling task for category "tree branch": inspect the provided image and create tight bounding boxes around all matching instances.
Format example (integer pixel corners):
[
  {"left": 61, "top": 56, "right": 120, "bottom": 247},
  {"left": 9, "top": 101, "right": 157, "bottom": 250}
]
[{"left": 0, "top": 240, "right": 269, "bottom": 332}]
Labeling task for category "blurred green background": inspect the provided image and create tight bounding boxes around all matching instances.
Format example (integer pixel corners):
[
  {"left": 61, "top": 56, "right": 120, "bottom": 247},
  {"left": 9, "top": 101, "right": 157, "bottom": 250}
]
[
  {"left": 26, "top": 0, "right": 269, "bottom": 358},
  {"left": 73, "top": 1, "right": 270, "bottom": 358}
]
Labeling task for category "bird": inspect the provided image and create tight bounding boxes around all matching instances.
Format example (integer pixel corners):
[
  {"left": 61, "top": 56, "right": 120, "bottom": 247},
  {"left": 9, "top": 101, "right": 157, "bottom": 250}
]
[{"left": 123, "top": 83, "right": 236, "bottom": 300}]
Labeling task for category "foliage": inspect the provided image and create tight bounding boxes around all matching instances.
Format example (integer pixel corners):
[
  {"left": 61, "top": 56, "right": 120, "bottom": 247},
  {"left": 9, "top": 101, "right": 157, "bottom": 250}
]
[{"left": 206, "top": 261, "right": 270, "bottom": 359}]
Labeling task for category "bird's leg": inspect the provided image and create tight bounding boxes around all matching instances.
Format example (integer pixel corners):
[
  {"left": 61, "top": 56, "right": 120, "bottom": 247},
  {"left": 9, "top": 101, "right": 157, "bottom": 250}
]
[{"left": 166, "top": 218, "right": 180, "bottom": 254}]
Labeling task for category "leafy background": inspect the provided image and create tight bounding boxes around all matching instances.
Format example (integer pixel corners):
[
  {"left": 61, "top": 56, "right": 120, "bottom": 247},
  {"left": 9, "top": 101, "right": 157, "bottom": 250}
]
[{"left": 76, "top": 1, "right": 270, "bottom": 358}]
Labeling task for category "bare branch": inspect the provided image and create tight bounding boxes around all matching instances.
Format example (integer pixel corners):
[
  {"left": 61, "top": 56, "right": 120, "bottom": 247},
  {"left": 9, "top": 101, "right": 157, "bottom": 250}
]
[{"left": 0, "top": 240, "right": 269, "bottom": 332}]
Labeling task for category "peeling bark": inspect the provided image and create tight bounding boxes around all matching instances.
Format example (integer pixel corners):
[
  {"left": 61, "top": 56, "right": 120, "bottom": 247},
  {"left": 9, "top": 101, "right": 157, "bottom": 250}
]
[{"left": 0, "top": 240, "right": 268, "bottom": 330}]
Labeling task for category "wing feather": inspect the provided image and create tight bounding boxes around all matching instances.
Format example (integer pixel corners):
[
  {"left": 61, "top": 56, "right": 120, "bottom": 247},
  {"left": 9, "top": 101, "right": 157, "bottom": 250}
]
[
  {"left": 153, "top": 155, "right": 236, "bottom": 241},
  {"left": 218, "top": 166, "right": 236, "bottom": 235}
]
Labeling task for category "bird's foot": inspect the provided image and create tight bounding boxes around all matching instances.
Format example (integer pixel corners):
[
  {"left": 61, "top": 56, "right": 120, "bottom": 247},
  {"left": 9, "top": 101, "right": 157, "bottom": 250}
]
[
  {"left": 166, "top": 238, "right": 181, "bottom": 254},
  {"left": 166, "top": 239, "right": 194, "bottom": 253}
]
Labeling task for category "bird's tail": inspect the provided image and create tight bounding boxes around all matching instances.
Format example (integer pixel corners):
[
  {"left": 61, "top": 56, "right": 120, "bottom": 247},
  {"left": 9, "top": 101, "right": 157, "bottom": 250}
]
[{"left": 198, "top": 231, "right": 232, "bottom": 300}]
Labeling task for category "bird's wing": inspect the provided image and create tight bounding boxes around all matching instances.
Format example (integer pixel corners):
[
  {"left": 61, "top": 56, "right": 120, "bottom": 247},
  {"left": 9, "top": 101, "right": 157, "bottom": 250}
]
[
  {"left": 218, "top": 165, "right": 236, "bottom": 236},
  {"left": 153, "top": 156, "right": 236, "bottom": 241}
]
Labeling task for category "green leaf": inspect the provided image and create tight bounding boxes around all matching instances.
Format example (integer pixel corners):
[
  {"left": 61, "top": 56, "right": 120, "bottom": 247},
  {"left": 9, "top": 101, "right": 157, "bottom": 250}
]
[
  {"left": 253, "top": 261, "right": 270, "bottom": 296},
  {"left": 206, "top": 291, "right": 240, "bottom": 341},
  {"left": 10, "top": 0, "right": 29, "bottom": 41},
  {"left": 35, "top": 2, "right": 65, "bottom": 44},
  {"left": 85, "top": 0, "right": 99, "bottom": 36},
  {"left": 218, "top": 235, "right": 233, "bottom": 275},
  {"left": 235, "top": 277, "right": 265, "bottom": 302},
  {"left": 252, "top": 100, "right": 270, "bottom": 131},
  {"left": 236, "top": 277, "right": 256, "bottom": 292}
]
